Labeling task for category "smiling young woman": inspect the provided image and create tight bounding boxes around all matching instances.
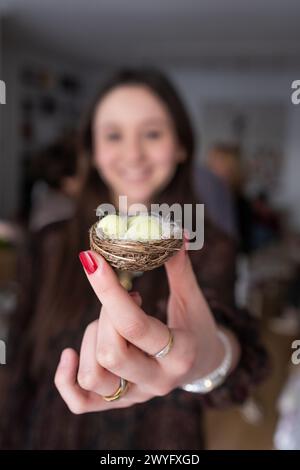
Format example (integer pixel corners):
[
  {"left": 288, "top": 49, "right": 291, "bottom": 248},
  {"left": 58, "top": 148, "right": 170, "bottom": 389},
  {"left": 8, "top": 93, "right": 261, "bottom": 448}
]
[{"left": 0, "top": 68, "right": 269, "bottom": 450}]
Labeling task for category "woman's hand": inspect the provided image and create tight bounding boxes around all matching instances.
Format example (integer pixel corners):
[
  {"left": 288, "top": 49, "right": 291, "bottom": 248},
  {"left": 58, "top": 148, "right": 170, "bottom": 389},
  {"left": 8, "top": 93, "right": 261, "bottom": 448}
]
[{"left": 55, "top": 240, "right": 239, "bottom": 414}]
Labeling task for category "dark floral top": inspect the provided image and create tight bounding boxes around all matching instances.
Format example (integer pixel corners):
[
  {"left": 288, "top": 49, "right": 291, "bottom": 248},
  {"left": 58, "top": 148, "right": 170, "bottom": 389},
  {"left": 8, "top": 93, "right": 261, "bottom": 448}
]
[{"left": 0, "top": 218, "right": 269, "bottom": 450}]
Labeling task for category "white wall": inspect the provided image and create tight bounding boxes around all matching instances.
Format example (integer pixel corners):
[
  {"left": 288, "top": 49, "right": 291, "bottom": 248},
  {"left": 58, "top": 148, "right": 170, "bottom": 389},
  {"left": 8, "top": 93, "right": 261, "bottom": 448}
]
[
  {"left": 1, "top": 37, "right": 105, "bottom": 218},
  {"left": 167, "top": 66, "right": 300, "bottom": 229}
]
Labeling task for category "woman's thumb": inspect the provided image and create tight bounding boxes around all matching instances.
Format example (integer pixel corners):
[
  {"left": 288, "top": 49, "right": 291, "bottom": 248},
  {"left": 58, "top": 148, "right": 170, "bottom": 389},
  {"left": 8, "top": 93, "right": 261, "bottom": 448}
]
[{"left": 164, "top": 234, "right": 199, "bottom": 302}]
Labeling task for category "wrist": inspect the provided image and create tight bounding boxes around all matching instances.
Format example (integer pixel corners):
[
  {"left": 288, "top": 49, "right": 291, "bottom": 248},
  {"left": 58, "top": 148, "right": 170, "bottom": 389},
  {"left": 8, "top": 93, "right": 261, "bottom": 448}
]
[
  {"left": 188, "top": 327, "right": 226, "bottom": 382},
  {"left": 180, "top": 329, "right": 233, "bottom": 394},
  {"left": 206, "top": 328, "right": 226, "bottom": 375}
]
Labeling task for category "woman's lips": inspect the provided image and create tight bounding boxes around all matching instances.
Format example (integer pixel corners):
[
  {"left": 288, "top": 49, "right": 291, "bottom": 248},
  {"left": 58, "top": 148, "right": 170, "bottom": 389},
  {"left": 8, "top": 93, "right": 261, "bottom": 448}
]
[{"left": 120, "top": 169, "right": 151, "bottom": 183}]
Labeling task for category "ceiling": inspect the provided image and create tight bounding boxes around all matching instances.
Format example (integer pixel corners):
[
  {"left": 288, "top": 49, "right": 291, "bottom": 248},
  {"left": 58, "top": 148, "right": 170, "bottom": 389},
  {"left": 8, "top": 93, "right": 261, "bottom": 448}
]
[{"left": 1, "top": 0, "right": 300, "bottom": 68}]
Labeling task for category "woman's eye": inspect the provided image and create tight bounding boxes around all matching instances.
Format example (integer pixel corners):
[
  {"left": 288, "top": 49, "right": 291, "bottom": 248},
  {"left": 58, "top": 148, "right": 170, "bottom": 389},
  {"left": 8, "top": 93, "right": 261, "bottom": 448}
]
[
  {"left": 106, "top": 133, "right": 121, "bottom": 141},
  {"left": 145, "top": 130, "right": 162, "bottom": 139}
]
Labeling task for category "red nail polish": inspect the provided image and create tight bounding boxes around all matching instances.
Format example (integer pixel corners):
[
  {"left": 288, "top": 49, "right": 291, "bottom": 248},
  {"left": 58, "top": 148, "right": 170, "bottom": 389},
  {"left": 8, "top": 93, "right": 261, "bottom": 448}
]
[{"left": 79, "top": 251, "right": 98, "bottom": 274}]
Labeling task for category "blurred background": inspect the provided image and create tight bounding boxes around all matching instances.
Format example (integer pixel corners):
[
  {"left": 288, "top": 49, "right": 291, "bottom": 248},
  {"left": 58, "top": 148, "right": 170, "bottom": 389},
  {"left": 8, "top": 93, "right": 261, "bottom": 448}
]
[{"left": 0, "top": 0, "right": 300, "bottom": 450}]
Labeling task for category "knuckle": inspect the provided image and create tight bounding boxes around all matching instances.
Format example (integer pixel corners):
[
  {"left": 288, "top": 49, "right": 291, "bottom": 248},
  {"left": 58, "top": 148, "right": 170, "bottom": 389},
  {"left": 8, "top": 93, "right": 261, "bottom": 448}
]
[
  {"left": 123, "top": 319, "right": 148, "bottom": 341},
  {"left": 54, "top": 376, "right": 60, "bottom": 390},
  {"left": 68, "top": 400, "right": 86, "bottom": 415},
  {"left": 140, "top": 383, "right": 156, "bottom": 396},
  {"left": 54, "top": 370, "right": 65, "bottom": 389},
  {"left": 97, "top": 348, "right": 123, "bottom": 370},
  {"left": 176, "top": 350, "right": 196, "bottom": 375},
  {"left": 155, "top": 382, "right": 173, "bottom": 397},
  {"left": 77, "top": 370, "right": 97, "bottom": 391}
]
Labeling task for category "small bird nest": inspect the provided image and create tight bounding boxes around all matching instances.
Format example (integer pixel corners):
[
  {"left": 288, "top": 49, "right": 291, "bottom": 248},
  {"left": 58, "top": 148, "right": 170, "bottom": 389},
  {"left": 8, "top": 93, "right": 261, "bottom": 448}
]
[{"left": 89, "top": 215, "right": 183, "bottom": 272}]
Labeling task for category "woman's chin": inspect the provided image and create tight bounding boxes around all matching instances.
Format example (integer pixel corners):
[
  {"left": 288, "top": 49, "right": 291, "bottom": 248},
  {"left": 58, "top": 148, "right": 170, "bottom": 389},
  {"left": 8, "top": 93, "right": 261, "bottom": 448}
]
[{"left": 118, "top": 190, "right": 153, "bottom": 206}]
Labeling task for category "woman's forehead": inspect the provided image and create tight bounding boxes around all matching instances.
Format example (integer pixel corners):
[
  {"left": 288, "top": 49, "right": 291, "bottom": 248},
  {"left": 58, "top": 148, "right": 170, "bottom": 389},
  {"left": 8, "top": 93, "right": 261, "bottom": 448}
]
[{"left": 94, "top": 85, "right": 170, "bottom": 127}]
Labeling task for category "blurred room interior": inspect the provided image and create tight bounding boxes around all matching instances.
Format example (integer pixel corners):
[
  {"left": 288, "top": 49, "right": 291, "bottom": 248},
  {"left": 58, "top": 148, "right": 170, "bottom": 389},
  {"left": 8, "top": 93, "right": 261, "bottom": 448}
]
[{"left": 1, "top": 0, "right": 300, "bottom": 450}]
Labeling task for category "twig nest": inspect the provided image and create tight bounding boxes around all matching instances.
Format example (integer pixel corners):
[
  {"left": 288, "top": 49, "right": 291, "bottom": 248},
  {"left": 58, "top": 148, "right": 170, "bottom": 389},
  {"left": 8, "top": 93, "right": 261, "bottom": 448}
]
[{"left": 89, "top": 213, "right": 183, "bottom": 272}]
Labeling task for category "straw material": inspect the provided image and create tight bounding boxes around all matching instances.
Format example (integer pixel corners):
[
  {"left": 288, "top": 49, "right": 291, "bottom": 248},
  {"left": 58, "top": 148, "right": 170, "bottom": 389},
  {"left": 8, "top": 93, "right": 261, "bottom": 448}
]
[{"left": 89, "top": 222, "right": 183, "bottom": 272}]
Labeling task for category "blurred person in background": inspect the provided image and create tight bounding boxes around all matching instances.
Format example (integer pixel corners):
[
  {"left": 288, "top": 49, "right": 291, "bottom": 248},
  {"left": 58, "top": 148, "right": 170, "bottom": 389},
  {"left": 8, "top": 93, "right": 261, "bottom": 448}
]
[
  {"left": 29, "top": 135, "right": 85, "bottom": 232},
  {"left": 192, "top": 164, "right": 238, "bottom": 240},
  {"left": 206, "top": 144, "right": 281, "bottom": 254},
  {"left": 207, "top": 143, "right": 254, "bottom": 254},
  {"left": 0, "top": 68, "right": 269, "bottom": 450},
  {"left": 251, "top": 191, "right": 281, "bottom": 250}
]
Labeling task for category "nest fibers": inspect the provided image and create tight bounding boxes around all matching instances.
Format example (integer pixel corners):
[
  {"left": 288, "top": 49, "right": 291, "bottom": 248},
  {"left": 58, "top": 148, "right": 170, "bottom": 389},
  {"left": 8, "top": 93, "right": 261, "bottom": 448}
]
[{"left": 89, "top": 213, "right": 183, "bottom": 272}]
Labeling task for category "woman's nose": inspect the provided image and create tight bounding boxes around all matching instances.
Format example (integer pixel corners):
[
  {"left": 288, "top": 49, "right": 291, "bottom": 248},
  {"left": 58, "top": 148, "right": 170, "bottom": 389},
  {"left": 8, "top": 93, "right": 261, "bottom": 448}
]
[{"left": 123, "top": 138, "right": 145, "bottom": 164}]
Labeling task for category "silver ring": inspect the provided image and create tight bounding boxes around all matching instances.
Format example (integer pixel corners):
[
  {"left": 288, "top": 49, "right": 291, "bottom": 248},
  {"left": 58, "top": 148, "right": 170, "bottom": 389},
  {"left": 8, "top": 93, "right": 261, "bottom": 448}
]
[{"left": 151, "top": 328, "right": 174, "bottom": 358}]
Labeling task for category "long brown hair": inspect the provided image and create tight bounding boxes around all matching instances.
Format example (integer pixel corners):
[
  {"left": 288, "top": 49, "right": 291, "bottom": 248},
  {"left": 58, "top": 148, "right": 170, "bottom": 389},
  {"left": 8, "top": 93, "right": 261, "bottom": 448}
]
[{"left": 27, "top": 67, "right": 199, "bottom": 374}]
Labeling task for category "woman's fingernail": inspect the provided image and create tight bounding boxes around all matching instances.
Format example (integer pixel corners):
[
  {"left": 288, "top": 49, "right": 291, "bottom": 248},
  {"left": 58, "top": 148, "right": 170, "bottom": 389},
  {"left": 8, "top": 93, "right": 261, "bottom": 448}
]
[
  {"left": 129, "top": 291, "right": 142, "bottom": 306},
  {"left": 183, "top": 229, "right": 190, "bottom": 251},
  {"left": 129, "top": 291, "right": 141, "bottom": 300},
  {"left": 79, "top": 251, "right": 98, "bottom": 274}
]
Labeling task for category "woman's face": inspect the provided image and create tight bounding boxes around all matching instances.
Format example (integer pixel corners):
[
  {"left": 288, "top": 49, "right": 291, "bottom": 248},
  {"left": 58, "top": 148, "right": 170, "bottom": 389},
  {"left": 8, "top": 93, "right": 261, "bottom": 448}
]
[{"left": 92, "top": 85, "right": 184, "bottom": 206}]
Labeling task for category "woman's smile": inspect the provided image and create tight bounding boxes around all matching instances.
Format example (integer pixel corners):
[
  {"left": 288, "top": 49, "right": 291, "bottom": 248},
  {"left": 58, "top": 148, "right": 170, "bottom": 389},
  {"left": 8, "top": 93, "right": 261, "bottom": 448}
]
[{"left": 119, "top": 167, "right": 152, "bottom": 184}]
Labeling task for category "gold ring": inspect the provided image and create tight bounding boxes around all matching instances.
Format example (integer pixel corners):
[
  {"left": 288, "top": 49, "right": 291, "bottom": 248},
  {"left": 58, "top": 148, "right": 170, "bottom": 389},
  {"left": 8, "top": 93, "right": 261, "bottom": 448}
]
[
  {"left": 102, "top": 377, "right": 129, "bottom": 402},
  {"left": 151, "top": 328, "right": 174, "bottom": 359}
]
